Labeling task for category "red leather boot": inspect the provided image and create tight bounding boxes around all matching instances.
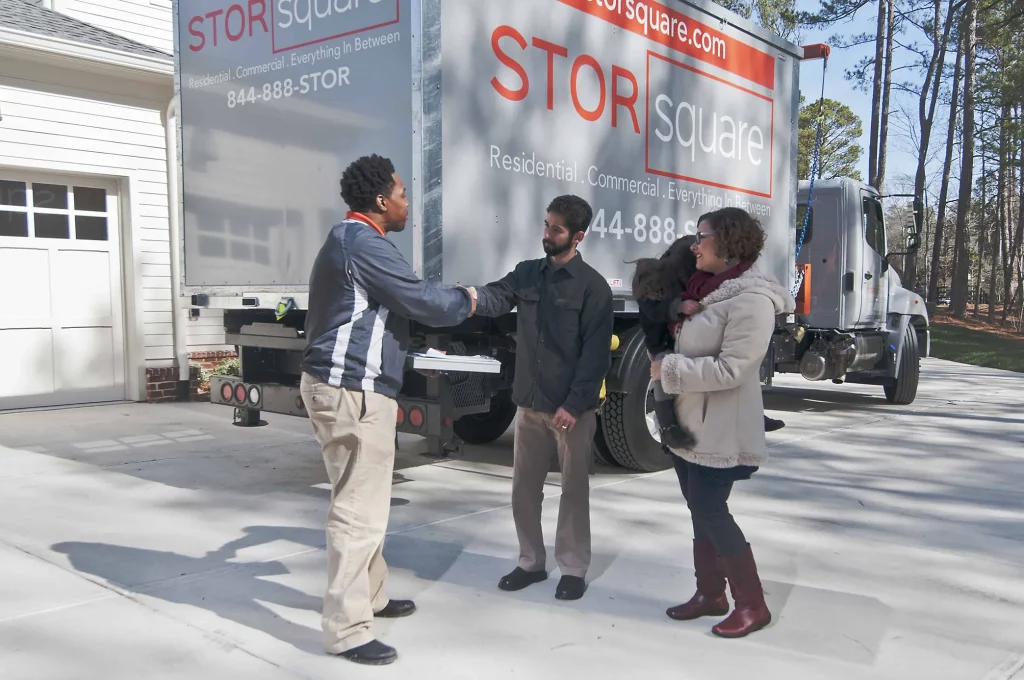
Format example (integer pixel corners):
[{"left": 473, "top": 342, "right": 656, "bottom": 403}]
[
  {"left": 712, "top": 544, "right": 771, "bottom": 638},
  {"left": 666, "top": 539, "right": 729, "bottom": 620}
]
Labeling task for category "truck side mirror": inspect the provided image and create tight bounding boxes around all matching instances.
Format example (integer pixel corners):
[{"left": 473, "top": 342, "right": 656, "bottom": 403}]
[
  {"left": 906, "top": 232, "right": 920, "bottom": 252},
  {"left": 912, "top": 198, "right": 924, "bottom": 235}
]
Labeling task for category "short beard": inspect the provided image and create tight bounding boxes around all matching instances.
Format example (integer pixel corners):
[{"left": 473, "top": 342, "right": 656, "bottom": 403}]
[{"left": 543, "top": 239, "right": 572, "bottom": 257}]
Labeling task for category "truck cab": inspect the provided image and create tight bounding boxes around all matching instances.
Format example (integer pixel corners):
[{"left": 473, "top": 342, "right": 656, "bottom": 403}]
[{"left": 772, "top": 178, "right": 929, "bottom": 401}]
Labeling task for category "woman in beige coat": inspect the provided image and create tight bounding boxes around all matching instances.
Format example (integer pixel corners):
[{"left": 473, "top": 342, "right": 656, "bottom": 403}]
[{"left": 651, "top": 207, "right": 795, "bottom": 638}]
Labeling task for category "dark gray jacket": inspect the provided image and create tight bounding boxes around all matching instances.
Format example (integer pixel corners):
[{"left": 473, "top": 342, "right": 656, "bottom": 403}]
[
  {"left": 301, "top": 217, "right": 473, "bottom": 398},
  {"left": 474, "top": 253, "right": 613, "bottom": 417}
]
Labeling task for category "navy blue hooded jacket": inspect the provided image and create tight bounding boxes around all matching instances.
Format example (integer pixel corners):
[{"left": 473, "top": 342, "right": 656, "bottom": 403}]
[{"left": 301, "top": 216, "right": 473, "bottom": 399}]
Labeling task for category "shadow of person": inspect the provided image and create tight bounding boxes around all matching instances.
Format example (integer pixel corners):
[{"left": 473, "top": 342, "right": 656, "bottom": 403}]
[{"left": 52, "top": 526, "right": 330, "bottom": 654}]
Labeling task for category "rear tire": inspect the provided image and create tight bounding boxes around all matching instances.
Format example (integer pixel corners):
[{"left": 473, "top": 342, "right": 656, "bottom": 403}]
[
  {"left": 884, "top": 324, "right": 920, "bottom": 405},
  {"left": 453, "top": 391, "right": 517, "bottom": 445},
  {"left": 592, "top": 418, "right": 619, "bottom": 467},
  {"left": 600, "top": 329, "right": 672, "bottom": 473}
]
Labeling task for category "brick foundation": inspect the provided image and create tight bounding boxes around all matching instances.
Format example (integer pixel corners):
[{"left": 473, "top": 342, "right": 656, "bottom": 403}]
[
  {"left": 146, "top": 366, "right": 202, "bottom": 403},
  {"left": 189, "top": 350, "right": 237, "bottom": 371}
]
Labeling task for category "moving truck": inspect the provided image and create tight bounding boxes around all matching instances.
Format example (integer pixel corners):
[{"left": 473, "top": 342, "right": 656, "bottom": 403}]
[{"left": 171, "top": 0, "right": 929, "bottom": 472}]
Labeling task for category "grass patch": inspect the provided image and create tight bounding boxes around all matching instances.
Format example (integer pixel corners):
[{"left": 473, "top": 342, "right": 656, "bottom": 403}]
[{"left": 930, "top": 318, "right": 1024, "bottom": 373}]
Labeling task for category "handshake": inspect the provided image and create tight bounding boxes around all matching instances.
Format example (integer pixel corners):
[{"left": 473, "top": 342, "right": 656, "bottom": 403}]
[{"left": 457, "top": 285, "right": 478, "bottom": 317}]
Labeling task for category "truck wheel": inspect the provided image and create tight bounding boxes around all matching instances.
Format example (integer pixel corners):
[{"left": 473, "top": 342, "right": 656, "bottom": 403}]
[
  {"left": 884, "top": 325, "right": 920, "bottom": 405},
  {"left": 592, "top": 419, "right": 619, "bottom": 467},
  {"left": 453, "top": 391, "right": 517, "bottom": 445},
  {"left": 600, "top": 334, "right": 672, "bottom": 473}
]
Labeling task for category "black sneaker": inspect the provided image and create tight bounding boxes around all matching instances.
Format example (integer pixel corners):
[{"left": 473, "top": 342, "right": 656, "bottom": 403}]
[
  {"left": 337, "top": 640, "right": 397, "bottom": 665},
  {"left": 498, "top": 567, "right": 548, "bottom": 591},
  {"left": 764, "top": 416, "right": 786, "bottom": 432},
  {"left": 555, "top": 575, "right": 587, "bottom": 600}
]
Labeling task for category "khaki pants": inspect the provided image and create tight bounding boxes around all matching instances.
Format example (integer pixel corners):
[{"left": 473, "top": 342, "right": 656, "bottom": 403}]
[
  {"left": 512, "top": 407, "right": 596, "bottom": 579},
  {"left": 300, "top": 373, "right": 398, "bottom": 654}
]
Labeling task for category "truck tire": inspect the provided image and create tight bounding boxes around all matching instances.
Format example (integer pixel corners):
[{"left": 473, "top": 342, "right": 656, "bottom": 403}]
[
  {"left": 884, "top": 325, "right": 920, "bottom": 405},
  {"left": 592, "top": 419, "right": 619, "bottom": 467},
  {"left": 600, "top": 332, "right": 672, "bottom": 473},
  {"left": 453, "top": 391, "right": 517, "bottom": 445}
]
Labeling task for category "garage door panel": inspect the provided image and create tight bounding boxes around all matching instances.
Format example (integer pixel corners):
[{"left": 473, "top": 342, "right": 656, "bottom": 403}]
[
  {"left": 0, "top": 170, "right": 125, "bottom": 411},
  {"left": 56, "top": 327, "right": 116, "bottom": 391},
  {"left": 53, "top": 249, "right": 114, "bottom": 323},
  {"left": 0, "top": 247, "right": 52, "bottom": 321},
  {"left": 0, "top": 328, "right": 55, "bottom": 399}
]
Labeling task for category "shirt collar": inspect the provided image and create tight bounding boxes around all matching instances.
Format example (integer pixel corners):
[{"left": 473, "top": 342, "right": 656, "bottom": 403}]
[{"left": 541, "top": 251, "right": 583, "bottom": 276}]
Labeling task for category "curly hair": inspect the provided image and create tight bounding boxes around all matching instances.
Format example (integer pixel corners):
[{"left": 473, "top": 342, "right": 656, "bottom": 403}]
[
  {"left": 340, "top": 154, "right": 396, "bottom": 212},
  {"left": 631, "top": 235, "right": 698, "bottom": 300},
  {"left": 547, "top": 195, "right": 593, "bottom": 234},
  {"left": 699, "top": 207, "right": 766, "bottom": 262}
]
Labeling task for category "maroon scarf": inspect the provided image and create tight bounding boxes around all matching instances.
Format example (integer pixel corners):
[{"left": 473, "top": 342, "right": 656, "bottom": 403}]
[{"left": 680, "top": 260, "right": 755, "bottom": 302}]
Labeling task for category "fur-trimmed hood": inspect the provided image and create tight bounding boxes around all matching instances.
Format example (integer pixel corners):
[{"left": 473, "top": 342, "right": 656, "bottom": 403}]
[{"left": 699, "top": 267, "right": 796, "bottom": 316}]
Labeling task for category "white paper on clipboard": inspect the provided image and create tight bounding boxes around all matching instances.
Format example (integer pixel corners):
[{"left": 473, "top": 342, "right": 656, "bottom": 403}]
[{"left": 408, "top": 348, "right": 501, "bottom": 374}]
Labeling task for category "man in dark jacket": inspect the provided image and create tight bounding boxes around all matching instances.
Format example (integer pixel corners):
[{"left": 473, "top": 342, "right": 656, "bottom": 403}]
[
  {"left": 471, "top": 195, "right": 613, "bottom": 601},
  {"left": 300, "top": 154, "right": 475, "bottom": 666}
]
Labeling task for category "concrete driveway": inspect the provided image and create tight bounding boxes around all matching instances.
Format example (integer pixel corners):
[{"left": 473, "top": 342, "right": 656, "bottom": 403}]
[{"left": 1, "top": 358, "right": 1023, "bottom": 679}]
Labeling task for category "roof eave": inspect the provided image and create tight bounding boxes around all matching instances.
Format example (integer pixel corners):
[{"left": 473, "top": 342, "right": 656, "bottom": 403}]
[{"left": 0, "top": 26, "right": 173, "bottom": 79}]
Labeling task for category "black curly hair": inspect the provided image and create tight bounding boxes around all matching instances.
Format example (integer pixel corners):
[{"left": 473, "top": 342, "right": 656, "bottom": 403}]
[
  {"left": 340, "top": 154, "right": 396, "bottom": 212},
  {"left": 630, "top": 235, "right": 698, "bottom": 301},
  {"left": 547, "top": 195, "right": 593, "bottom": 235}
]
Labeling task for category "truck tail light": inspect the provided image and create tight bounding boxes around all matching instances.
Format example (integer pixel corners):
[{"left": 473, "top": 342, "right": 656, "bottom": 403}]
[
  {"left": 220, "top": 383, "right": 233, "bottom": 402},
  {"left": 396, "top": 407, "right": 405, "bottom": 426},
  {"left": 235, "top": 384, "right": 247, "bottom": 403},
  {"left": 795, "top": 264, "right": 812, "bottom": 315},
  {"left": 408, "top": 407, "right": 424, "bottom": 429}
]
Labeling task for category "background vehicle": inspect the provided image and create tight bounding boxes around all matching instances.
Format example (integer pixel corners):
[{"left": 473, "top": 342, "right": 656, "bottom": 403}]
[{"left": 172, "top": 0, "right": 928, "bottom": 472}]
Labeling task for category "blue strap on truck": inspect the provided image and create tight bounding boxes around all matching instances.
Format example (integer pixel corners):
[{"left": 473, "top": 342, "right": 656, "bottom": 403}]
[{"left": 793, "top": 45, "right": 830, "bottom": 297}]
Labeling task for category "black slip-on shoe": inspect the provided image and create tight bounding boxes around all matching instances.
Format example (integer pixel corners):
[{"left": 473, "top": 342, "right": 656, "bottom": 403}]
[
  {"left": 336, "top": 640, "right": 397, "bottom": 666},
  {"left": 498, "top": 567, "right": 548, "bottom": 591},
  {"left": 555, "top": 575, "right": 587, "bottom": 600},
  {"left": 375, "top": 600, "right": 416, "bottom": 618}
]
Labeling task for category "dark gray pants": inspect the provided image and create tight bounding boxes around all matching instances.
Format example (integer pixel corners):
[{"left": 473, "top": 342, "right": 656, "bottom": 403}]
[{"left": 512, "top": 407, "right": 597, "bottom": 578}]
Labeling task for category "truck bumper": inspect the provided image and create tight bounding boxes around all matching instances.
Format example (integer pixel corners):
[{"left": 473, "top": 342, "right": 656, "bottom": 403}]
[{"left": 208, "top": 375, "right": 490, "bottom": 446}]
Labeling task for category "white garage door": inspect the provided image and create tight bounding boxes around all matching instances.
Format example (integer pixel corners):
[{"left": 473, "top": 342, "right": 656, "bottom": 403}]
[{"left": 0, "top": 171, "right": 126, "bottom": 410}]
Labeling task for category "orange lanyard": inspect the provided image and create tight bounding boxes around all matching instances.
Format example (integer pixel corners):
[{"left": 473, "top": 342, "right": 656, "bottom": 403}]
[{"left": 346, "top": 211, "right": 386, "bottom": 237}]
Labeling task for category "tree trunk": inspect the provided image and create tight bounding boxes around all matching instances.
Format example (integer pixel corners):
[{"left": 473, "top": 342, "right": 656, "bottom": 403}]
[
  {"left": 974, "top": 150, "right": 986, "bottom": 317},
  {"left": 868, "top": 0, "right": 887, "bottom": 189},
  {"left": 876, "top": 0, "right": 896, "bottom": 191},
  {"left": 1005, "top": 106, "right": 1023, "bottom": 324},
  {"left": 928, "top": 31, "right": 964, "bottom": 304},
  {"left": 951, "top": 0, "right": 976, "bottom": 319},
  {"left": 909, "top": 0, "right": 955, "bottom": 291},
  {"left": 1011, "top": 122, "right": 1024, "bottom": 325},
  {"left": 991, "top": 102, "right": 1007, "bottom": 321}
]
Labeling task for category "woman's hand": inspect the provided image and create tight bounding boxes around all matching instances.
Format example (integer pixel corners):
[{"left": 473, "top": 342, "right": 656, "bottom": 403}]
[
  {"left": 650, "top": 360, "right": 662, "bottom": 381},
  {"left": 680, "top": 300, "right": 702, "bottom": 317}
]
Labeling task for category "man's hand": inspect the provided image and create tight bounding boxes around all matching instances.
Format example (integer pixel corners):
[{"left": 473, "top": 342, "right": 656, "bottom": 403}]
[
  {"left": 650, "top": 360, "right": 662, "bottom": 381},
  {"left": 553, "top": 407, "right": 577, "bottom": 433},
  {"left": 458, "top": 285, "right": 477, "bottom": 316}
]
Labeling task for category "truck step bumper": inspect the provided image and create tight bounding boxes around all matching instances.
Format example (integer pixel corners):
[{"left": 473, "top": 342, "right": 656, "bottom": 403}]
[{"left": 208, "top": 375, "right": 465, "bottom": 439}]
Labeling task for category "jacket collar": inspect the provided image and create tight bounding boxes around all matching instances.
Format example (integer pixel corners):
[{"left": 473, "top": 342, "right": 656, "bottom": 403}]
[
  {"left": 699, "top": 267, "right": 796, "bottom": 315},
  {"left": 345, "top": 211, "right": 387, "bottom": 237}
]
